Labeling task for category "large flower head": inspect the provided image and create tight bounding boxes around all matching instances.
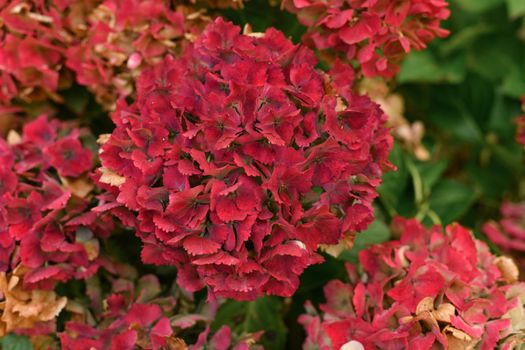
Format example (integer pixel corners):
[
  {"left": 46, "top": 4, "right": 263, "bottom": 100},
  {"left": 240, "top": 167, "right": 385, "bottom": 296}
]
[
  {"left": 282, "top": 0, "right": 450, "bottom": 79},
  {"left": 0, "top": 115, "right": 111, "bottom": 289},
  {"left": 97, "top": 17, "right": 393, "bottom": 300},
  {"left": 300, "top": 218, "right": 525, "bottom": 349}
]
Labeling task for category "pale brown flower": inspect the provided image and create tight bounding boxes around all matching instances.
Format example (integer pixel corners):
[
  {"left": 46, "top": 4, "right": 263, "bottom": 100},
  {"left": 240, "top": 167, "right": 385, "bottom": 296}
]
[{"left": 0, "top": 267, "right": 67, "bottom": 336}]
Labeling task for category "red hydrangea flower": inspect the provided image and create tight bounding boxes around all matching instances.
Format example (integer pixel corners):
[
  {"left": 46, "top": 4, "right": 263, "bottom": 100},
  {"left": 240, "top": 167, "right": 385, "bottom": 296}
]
[
  {"left": 0, "top": 1, "right": 69, "bottom": 104},
  {"left": 0, "top": 114, "right": 112, "bottom": 289},
  {"left": 282, "top": 0, "right": 450, "bottom": 79},
  {"left": 483, "top": 201, "right": 525, "bottom": 277},
  {"left": 96, "top": 18, "right": 393, "bottom": 300},
  {"left": 64, "top": 0, "right": 211, "bottom": 109},
  {"left": 0, "top": 0, "right": 211, "bottom": 108},
  {"left": 59, "top": 270, "right": 263, "bottom": 350},
  {"left": 300, "top": 218, "right": 525, "bottom": 349}
]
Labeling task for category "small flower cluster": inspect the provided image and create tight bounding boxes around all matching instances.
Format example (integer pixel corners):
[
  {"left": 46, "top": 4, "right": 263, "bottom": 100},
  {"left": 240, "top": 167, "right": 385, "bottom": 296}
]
[
  {"left": 300, "top": 218, "right": 525, "bottom": 349},
  {"left": 0, "top": 115, "right": 111, "bottom": 289},
  {"left": 64, "top": 0, "right": 210, "bottom": 109},
  {"left": 58, "top": 266, "right": 262, "bottom": 350},
  {"left": 282, "top": 0, "right": 450, "bottom": 78},
  {"left": 0, "top": 1, "right": 68, "bottom": 104},
  {"left": 97, "top": 18, "right": 393, "bottom": 300},
  {"left": 0, "top": 0, "right": 214, "bottom": 109},
  {"left": 484, "top": 201, "right": 525, "bottom": 276},
  {"left": 0, "top": 266, "right": 67, "bottom": 337}
]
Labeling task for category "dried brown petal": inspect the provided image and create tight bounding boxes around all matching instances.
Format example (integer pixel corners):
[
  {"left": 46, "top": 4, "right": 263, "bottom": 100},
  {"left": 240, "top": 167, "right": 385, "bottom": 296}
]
[
  {"left": 96, "top": 133, "right": 111, "bottom": 145},
  {"left": 60, "top": 176, "right": 95, "bottom": 198},
  {"left": 6, "top": 130, "right": 22, "bottom": 145},
  {"left": 494, "top": 256, "right": 519, "bottom": 283},
  {"left": 416, "top": 297, "right": 434, "bottom": 315},
  {"left": 166, "top": 337, "right": 188, "bottom": 350},
  {"left": 443, "top": 325, "right": 473, "bottom": 342},
  {"left": 29, "top": 335, "right": 56, "bottom": 350},
  {"left": 319, "top": 232, "right": 355, "bottom": 258},
  {"left": 446, "top": 334, "right": 477, "bottom": 350},
  {"left": 99, "top": 167, "right": 126, "bottom": 186},
  {"left": 0, "top": 270, "right": 67, "bottom": 333},
  {"left": 432, "top": 303, "right": 455, "bottom": 323}
]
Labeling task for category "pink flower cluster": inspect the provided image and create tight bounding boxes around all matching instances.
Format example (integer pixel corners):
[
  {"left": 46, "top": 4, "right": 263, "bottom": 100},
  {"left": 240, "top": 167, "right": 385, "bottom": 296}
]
[
  {"left": 59, "top": 270, "right": 262, "bottom": 350},
  {"left": 484, "top": 201, "right": 525, "bottom": 274},
  {"left": 96, "top": 18, "right": 393, "bottom": 300},
  {"left": 0, "top": 115, "right": 111, "bottom": 289},
  {"left": 0, "top": 0, "right": 67, "bottom": 103},
  {"left": 300, "top": 218, "right": 525, "bottom": 349},
  {"left": 64, "top": 0, "right": 204, "bottom": 108},
  {"left": 282, "top": 0, "right": 450, "bottom": 78},
  {"left": 0, "top": 0, "right": 207, "bottom": 108},
  {"left": 62, "top": 305, "right": 257, "bottom": 350}
]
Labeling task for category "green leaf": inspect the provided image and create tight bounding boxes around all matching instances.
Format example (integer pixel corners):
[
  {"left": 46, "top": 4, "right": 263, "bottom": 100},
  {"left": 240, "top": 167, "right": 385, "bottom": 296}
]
[
  {"left": 340, "top": 218, "right": 391, "bottom": 264},
  {"left": 61, "top": 85, "right": 90, "bottom": 115},
  {"left": 429, "top": 179, "right": 477, "bottom": 224},
  {"left": 416, "top": 160, "right": 449, "bottom": 196},
  {"left": 378, "top": 143, "right": 408, "bottom": 212},
  {"left": 500, "top": 69, "right": 525, "bottom": 98},
  {"left": 427, "top": 106, "right": 484, "bottom": 143},
  {"left": 468, "top": 33, "right": 522, "bottom": 82},
  {"left": 455, "top": 0, "right": 504, "bottom": 13},
  {"left": 0, "top": 334, "right": 34, "bottom": 350},
  {"left": 488, "top": 91, "right": 522, "bottom": 135},
  {"left": 507, "top": 0, "right": 525, "bottom": 18},
  {"left": 212, "top": 297, "right": 287, "bottom": 350},
  {"left": 439, "top": 24, "right": 494, "bottom": 56},
  {"left": 398, "top": 51, "right": 467, "bottom": 84}
]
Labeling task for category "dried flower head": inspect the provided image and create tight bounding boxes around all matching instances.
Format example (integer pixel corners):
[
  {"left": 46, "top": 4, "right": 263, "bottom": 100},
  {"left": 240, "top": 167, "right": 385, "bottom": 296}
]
[{"left": 0, "top": 267, "right": 67, "bottom": 337}]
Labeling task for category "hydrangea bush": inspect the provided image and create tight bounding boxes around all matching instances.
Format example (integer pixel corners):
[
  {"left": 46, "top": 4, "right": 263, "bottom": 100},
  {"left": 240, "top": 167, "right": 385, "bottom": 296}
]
[
  {"left": 0, "top": 115, "right": 110, "bottom": 289},
  {"left": 1, "top": 0, "right": 525, "bottom": 349},
  {"left": 282, "top": 0, "right": 450, "bottom": 78},
  {"left": 300, "top": 218, "right": 525, "bottom": 349},
  {"left": 0, "top": 0, "right": 229, "bottom": 109}
]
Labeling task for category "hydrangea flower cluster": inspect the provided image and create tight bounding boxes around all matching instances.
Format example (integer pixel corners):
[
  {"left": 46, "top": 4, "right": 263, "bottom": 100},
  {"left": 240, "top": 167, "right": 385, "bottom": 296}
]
[
  {"left": 0, "top": 0, "right": 214, "bottom": 109},
  {"left": 59, "top": 268, "right": 262, "bottom": 350},
  {"left": 64, "top": 0, "right": 211, "bottom": 109},
  {"left": 96, "top": 17, "right": 393, "bottom": 300},
  {"left": 484, "top": 201, "right": 525, "bottom": 277},
  {"left": 300, "top": 218, "right": 525, "bottom": 349},
  {"left": 282, "top": 0, "right": 450, "bottom": 78},
  {"left": 0, "top": 115, "right": 112, "bottom": 289},
  {"left": 0, "top": 0, "right": 68, "bottom": 104}
]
